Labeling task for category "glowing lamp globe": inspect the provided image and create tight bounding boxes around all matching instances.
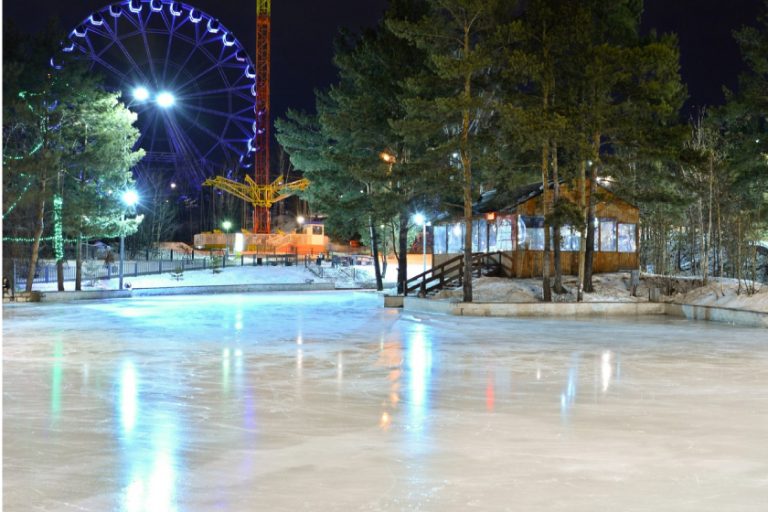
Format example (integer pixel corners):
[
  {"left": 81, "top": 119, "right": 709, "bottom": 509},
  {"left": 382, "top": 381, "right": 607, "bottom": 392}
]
[
  {"left": 122, "top": 189, "right": 139, "bottom": 207},
  {"left": 133, "top": 86, "right": 150, "bottom": 101},
  {"left": 156, "top": 91, "right": 175, "bottom": 108}
]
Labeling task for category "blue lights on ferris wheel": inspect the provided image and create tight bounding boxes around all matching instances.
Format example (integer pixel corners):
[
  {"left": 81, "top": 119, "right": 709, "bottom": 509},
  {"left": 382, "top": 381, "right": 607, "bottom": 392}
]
[
  {"left": 150, "top": 0, "right": 163, "bottom": 12},
  {"left": 89, "top": 13, "right": 104, "bottom": 26},
  {"left": 223, "top": 33, "right": 236, "bottom": 47},
  {"left": 235, "top": 50, "right": 247, "bottom": 62},
  {"left": 73, "top": 25, "right": 87, "bottom": 37},
  {"left": 128, "top": 0, "right": 142, "bottom": 14},
  {"left": 245, "top": 65, "right": 256, "bottom": 79},
  {"left": 170, "top": 2, "right": 183, "bottom": 16},
  {"left": 189, "top": 8, "right": 202, "bottom": 23},
  {"left": 60, "top": 40, "right": 75, "bottom": 53},
  {"left": 207, "top": 18, "right": 221, "bottom": 33},
  {"left": 109, "top": 5, "right": 122, "bottom": 17}
]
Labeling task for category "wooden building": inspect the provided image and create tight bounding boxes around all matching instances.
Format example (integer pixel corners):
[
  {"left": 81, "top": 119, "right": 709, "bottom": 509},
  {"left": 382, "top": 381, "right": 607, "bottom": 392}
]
[{"left": 432, "top": 181, "right": 640, "bottom": 277}]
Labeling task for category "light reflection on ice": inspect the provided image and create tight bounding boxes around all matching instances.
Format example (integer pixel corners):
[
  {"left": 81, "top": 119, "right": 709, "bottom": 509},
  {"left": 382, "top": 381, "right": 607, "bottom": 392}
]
[
  {"left": 406, "top": 323, "right": 433, "bottom": 436},
  {"left": 560, "top": 353, "right": 580, "bottom": 420},
  {"left": 50, "top": 338, "right": 63, "bottom": 425},
  {"left": 119, "top": 361, "right": 138, "bottom": 436}
]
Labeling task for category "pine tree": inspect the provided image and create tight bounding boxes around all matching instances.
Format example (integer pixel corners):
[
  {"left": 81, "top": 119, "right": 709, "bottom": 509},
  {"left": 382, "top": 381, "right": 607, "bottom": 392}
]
[{"left": 388, "top": 0, "right": 505, "bottom": 302}]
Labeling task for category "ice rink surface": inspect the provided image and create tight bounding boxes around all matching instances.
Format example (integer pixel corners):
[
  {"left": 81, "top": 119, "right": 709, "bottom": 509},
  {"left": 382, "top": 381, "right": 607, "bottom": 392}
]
[{"left": 3, "top": 291, "right": 768, "bottom": 511}]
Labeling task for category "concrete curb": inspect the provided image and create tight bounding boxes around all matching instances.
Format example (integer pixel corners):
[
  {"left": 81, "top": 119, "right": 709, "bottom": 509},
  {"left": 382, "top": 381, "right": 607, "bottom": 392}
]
[
  {"left": 35, "top": 282, "right": 335, "bottom": 302},
  {"left": 398, "top": 297, "right": 767, "bottom": 328}
]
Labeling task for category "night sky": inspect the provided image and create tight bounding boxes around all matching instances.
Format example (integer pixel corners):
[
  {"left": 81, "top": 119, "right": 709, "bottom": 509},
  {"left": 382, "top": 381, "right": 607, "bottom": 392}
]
[{"left": 3, "top": 0, "right": 763, "bottom": 119}]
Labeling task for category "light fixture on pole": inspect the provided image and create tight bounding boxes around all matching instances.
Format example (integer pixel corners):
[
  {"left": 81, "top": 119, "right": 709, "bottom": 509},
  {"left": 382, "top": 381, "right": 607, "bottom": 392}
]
[
  {"left": 222, "top": 220, "right": 232, "bottom": 257},
  {"left": 414, "top": 212, "right": 427, "bottom": 274},
  {"left": 132, "top": 86, "right": 150, "bottom": 102},
  {"left": 156, "top": 91, "right": 175, "bottom": 108},
  {"left": 119, "top": 189, "right": 139, "bottom": 290}
]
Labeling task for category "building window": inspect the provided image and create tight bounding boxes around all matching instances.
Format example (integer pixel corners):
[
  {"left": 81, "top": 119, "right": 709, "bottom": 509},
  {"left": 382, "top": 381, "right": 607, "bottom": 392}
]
[
  {"left": 599, "top": 218, "right": 617, "bottom": 252},
  {"left": 447, "top": 222, "right": 464, "bottom": 253},
  {"left": 560, "top": 225, "right": 581, "bottom": 251},
  {"left": 496, "top": 216, "right": 514, "bottom": 251},
  {"left": 618, "top": 223, "right": 637, "bottom": 253},
  {"left": 520, "top": 215, "right": 545, "bottom": 250},
  {"left": 473, "top": 220, "right": 486, "bottom": 252},
  {"left": 433, "top": 225, "right": 447, "bottom": 254}
]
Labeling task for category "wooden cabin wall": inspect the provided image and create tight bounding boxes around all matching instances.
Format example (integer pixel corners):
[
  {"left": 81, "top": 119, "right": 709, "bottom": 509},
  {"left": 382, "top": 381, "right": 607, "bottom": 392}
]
[{"left": 434, "top": 250, "right": 638, "bottom": 278}]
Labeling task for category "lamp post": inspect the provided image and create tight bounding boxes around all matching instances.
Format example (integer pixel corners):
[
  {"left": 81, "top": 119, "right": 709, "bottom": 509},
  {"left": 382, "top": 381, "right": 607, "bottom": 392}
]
[
  {"left": 222, "top": 220, "right": 232, "bottom": 258},
  {"left": 119, "top": 189, "right": 139, "bottom": 290},
  {"left": 414, "top": 213, "right": 427, "bottom": 274}
]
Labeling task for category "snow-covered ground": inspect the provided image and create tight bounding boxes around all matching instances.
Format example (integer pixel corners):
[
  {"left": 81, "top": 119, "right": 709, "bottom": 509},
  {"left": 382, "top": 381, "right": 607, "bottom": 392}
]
[
  {"left": 29, "top": 261, "right": 767, "bottom": 313},
  {"left": 434, "top": 273, "right": 768, "bottom": 313}
]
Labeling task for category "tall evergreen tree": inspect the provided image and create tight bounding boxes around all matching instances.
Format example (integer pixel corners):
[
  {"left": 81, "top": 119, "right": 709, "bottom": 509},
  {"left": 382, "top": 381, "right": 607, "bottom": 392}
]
[{"left": 388, "top": 0, "right": 506, "bottom": 302}]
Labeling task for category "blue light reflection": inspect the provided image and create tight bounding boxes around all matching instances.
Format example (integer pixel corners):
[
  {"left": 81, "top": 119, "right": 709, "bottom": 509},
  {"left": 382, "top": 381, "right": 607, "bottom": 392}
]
[{"left": 405, "top": 324, "right": 434, "bottom": 439}]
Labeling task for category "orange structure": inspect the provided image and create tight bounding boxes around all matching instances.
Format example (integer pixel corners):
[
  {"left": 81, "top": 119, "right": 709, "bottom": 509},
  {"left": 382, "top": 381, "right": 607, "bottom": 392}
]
[{"left": 253, "top": 0, "right": 272, "bottom": 233}]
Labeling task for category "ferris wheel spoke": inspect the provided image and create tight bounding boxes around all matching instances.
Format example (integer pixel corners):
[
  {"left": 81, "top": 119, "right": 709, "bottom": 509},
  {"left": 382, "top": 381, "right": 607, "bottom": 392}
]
[
  {"left": 137, "top": 10, "right": 160, "bottom": 88},
  {"left": 179, "top": 83, "right": 252, "bottom": 100},
  {"left": 98, "top": 22, "right": 151, "bottom": 85},
  {"left": 178, "top": 103, "right": 253, "bottom": 125},
  {"left": 172, "top": 107, "right": 245, "bottom": 156}
]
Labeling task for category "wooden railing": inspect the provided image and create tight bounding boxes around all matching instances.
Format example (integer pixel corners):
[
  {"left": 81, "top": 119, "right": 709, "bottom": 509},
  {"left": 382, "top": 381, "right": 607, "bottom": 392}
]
[
  {"left": 404, "top": 254, "right": 464, "bottom": 296},
  {"left": 403, "top": 251, "right": 514, "bottom": 296}
]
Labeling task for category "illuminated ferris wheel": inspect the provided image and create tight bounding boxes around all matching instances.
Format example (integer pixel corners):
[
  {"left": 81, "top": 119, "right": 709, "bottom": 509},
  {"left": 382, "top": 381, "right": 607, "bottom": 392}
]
[{"left": 54, "top": 0, "right": 258, "bottom": 190}]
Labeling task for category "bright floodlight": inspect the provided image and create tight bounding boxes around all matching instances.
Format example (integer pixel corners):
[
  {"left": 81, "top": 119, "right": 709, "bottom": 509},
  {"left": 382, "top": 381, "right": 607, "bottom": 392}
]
[
  {"left": 156, "top": 91, "right": 175, "bottom": 108},
  {"left": 122, "top": 189, "right": 139, "bottom": 206},
  {"left": 222, "top": 220, "right": 232, "bottom": 232},
  {"left": 296, "top": 215, "right": 305, "bottom": 225},
  {"left": 414, "top": 213, "right": 426, "bottom": 226},
  {"left": 133, "top": 86, "right": 150, "bottom": 101}
]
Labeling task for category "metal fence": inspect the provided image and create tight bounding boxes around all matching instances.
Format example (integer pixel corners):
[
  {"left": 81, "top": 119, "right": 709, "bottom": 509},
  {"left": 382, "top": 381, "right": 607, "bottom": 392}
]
[{"left": 9, "top": 253, "right": 299, "bottom": 289}]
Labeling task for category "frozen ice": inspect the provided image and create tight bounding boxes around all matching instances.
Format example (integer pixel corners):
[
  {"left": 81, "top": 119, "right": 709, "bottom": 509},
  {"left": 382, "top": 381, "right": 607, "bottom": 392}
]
[{"left": 3, "top": 291, "right": 768, "bottom": 511}]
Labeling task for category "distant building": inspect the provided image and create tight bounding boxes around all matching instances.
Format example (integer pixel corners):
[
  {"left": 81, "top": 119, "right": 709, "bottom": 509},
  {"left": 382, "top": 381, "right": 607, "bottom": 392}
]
[{"left": 433, "top": 181, "right": 639, "bottom": 277}]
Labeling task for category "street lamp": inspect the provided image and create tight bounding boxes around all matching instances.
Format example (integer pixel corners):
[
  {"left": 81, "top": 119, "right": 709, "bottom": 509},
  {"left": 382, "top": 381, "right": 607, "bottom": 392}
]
[
  {"left": 132, "top": 86, "right": 150, "bottom": 102},
  {"left": 296, "top": 215, "right": 305, "bottom": 232},
  {"left": 222, "top": 220, "right": 232, "bottom": 257},
  {"left": 156, "top": 91, "right": 175, "bottom": 108},
  {"left": 414, "top": 212, "right": 428, "bottom": 274},
  {"left": 119, "top": 189, "right": 139, "bottom": 290},
  {"left": 379, "top": 151, "right": 396, "bottom": 174}
]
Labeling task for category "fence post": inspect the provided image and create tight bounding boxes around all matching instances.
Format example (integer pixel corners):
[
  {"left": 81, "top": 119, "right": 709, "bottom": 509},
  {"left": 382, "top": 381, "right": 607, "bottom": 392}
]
[
  {"left": 170, "top": 250, "right": 173, "bottom": 261},
  {"left": 159, "top": 260, "right": 163, "bottom": 274},
  {"left": 44, "top": 265, "right": 49, "bottom": 283},
  {"left": 134, "top": 262, "right": 138, "bottom": 277}
]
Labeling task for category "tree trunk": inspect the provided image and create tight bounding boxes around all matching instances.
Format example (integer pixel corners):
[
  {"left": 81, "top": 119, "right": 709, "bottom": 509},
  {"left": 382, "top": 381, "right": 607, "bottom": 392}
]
[
  {"left": 397, "top": 211, "right": 408, "bottom": 295},
  {"left": 577, "top": 160, "right": 587, "bottom": 302},
  {"left": 461, "top": 23, "right": 473, "bottom": 304},
  {"left": 57, "top": 259, "right": 64, "bottom": 291},
  {"left": 551, "top": 141, "right": 566, "bottom": 294},
  {"left": 540, "top": 142, "right": 551, "bottom": 301},
  {"left": 369, "top": 217, "right": 383, "bottom": 291},
  {"left": 25, "top": 185, "right": 47, "bottom": 292},
  {"left": 583, "top": 161, "right": 597, "bottom": 293},
  {"left": 75, "top": 232, "right": 83, "bottom": 291}
]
